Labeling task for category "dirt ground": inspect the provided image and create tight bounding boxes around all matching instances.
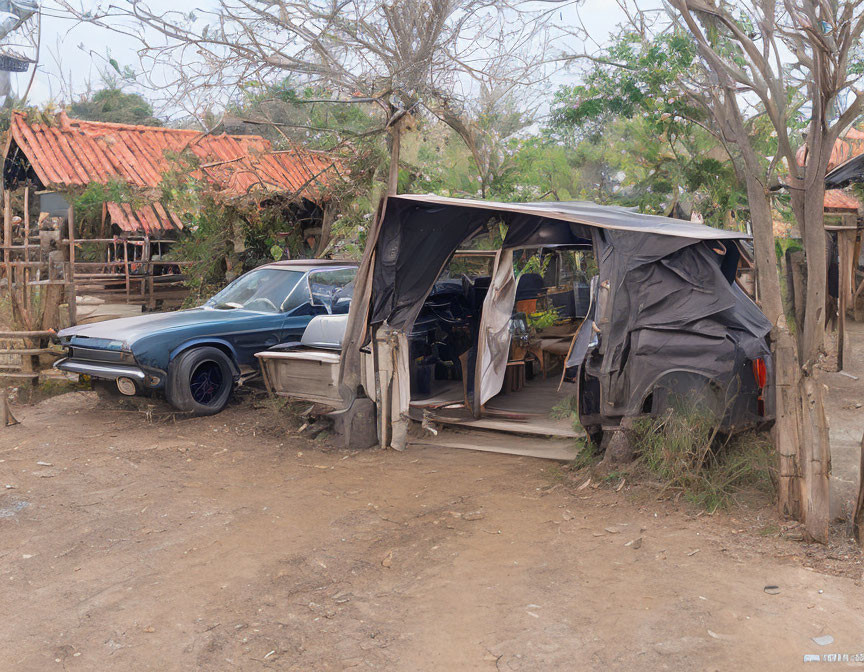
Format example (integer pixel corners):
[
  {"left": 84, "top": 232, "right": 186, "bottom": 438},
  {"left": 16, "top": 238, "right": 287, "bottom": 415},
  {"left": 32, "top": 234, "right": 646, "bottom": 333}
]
[
  {"left": 0, "top": 390, "right": 862, "bottom": 671},
  {"left": 824, "top": 320, "right": 864, "bottom": 518}
]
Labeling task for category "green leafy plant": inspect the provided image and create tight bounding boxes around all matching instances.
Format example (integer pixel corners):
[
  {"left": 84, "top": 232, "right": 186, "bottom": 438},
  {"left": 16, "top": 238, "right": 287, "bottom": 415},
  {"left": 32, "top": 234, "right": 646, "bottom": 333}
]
[{"left": 528, "top": 307, "right": 560, "bottom": 331}]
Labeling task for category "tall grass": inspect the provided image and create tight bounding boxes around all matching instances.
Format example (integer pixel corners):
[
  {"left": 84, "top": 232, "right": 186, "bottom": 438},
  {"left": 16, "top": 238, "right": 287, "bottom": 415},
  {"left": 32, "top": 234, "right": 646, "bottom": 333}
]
[{"left": 631, "top": 401, "right": 775, "bottom": 511}]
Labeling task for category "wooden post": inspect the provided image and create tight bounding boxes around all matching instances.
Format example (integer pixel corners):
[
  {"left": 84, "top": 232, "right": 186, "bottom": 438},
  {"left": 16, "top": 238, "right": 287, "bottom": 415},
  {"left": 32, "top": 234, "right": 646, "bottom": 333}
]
[
  {"left": 141, "top": 236, "right": 149, "bottom": 302},
  {"left": 789, "top": 250, "right": 807, "bottom": 334},
  {"left": 23, "top": 187, "right": 30, "bottom": 312},
  {"left": 123, "top": 238, "right": 131, "bottom": 301},
  {"left": 838, "top": 228, "right": 851, "bottom": 371},
  {"left": 3, "top": 190, "right": 11, "bottom": 289},
  {"left": 66, "top": 205, "right": 77, "bottom": 326},
  {"left": 0, "top": 388, "right": 19, "bottom": 427},
  {"left": 854, "top": 431, "right": 864, "bottom": 546},
  {"left": 2, "top": 189, "right": 10, "bottom": 264}
]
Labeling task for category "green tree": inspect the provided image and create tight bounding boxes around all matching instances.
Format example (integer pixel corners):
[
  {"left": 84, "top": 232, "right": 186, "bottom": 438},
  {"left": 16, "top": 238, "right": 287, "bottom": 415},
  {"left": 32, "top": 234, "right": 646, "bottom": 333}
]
[
  {"left": 69, "top": 88, "right": 162, "bottom": 126},
  {"left": 549, "top": 31, "right": 747, "bottom": 228}
]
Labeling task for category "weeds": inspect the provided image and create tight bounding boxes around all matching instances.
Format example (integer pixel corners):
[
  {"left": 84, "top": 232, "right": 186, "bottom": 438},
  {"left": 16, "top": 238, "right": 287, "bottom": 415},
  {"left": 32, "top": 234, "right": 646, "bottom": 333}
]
[
  {"left": 571, "top": 440, "right": 600, "bottom": 470},
  {"left": 630, "top": 402, "right": 775, "bottom": 511},
  {"left": 550, "top": 394, "right": 583, "bottom": 434},
  {"left": 550, "top": 394, "right": 597, "bottom": 469}
]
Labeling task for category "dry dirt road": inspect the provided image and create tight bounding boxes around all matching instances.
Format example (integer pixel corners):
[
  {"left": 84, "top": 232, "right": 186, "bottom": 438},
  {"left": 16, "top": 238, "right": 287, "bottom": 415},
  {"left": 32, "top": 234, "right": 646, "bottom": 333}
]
[{"left": 0, "top": 391, "right": 862, "bottom": 672}]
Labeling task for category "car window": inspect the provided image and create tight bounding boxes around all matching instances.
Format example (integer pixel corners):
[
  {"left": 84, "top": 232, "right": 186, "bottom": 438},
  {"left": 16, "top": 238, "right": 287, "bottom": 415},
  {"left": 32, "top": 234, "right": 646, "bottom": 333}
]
[
  {"left": 308, "top": 268, "right": 357, "bottom": 310},
  {"left": 206, "top": 269, "right": 304, "bottom": 314}
]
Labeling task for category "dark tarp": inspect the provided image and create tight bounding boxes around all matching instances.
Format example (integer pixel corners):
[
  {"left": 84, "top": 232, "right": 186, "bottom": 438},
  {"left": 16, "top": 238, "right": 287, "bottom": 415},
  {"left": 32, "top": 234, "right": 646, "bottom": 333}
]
[
  {"left": 365, "top": 194, "right": 771, "bottom": 423},
  {"left": 369, "top": 195, "right": 743, "bottom": 329}
]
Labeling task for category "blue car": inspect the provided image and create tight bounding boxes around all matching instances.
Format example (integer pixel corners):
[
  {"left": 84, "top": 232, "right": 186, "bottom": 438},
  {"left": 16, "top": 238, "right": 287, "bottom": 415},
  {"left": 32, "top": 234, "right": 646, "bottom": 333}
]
[{"left": 55, "top": 260, "right": 358, "bottom": 415}]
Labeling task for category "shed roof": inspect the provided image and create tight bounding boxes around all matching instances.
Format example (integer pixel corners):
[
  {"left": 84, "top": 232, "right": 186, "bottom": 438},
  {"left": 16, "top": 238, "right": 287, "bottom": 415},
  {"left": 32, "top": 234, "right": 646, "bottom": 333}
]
[
  {"left": 106, "top": 201, "right": 184, "bottom": 235},
  {"left": 5, "top": 111, "right": 341, "bottom": 197},
  {"left": 3, "top": 111, "right": 343, "bottom": 233},
  {"left": 390, "top": 194, "right": 751, "bottom": 240}
]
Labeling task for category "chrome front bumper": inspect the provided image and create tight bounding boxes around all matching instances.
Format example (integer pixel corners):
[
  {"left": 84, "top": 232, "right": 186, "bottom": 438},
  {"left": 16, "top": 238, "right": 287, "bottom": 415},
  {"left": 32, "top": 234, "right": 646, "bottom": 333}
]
[{"left": 55, "top": 358, "right": 146, "bottom": 381}]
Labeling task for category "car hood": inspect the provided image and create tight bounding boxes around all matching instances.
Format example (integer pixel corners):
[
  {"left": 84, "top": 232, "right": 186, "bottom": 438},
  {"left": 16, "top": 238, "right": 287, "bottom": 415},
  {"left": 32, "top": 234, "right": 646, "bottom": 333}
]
[{"left": 58, "top": 307, "right": 271, "bottom": 347}]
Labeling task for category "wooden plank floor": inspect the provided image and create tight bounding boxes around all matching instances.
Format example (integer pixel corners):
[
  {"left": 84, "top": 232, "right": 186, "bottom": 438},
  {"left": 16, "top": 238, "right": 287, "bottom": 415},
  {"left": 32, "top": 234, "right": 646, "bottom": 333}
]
[
  {"left": 411, "top": 376, "right": 580, "bottom": 438},
  {"left": 409, "top": 432, "right": 579, "bottom": 461}
]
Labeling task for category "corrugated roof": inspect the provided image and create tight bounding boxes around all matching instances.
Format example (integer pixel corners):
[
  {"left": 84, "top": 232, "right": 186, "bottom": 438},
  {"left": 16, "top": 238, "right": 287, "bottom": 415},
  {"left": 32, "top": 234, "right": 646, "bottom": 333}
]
[{"left": 5, "top": 111, "right": 342, "bottom": 200}]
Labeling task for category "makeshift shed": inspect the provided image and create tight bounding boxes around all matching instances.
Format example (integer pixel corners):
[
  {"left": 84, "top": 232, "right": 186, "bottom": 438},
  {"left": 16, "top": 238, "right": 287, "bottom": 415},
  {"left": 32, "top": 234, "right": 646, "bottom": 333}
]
[{"left": 335, "top": 195, "right": 769, "bottom": 453}]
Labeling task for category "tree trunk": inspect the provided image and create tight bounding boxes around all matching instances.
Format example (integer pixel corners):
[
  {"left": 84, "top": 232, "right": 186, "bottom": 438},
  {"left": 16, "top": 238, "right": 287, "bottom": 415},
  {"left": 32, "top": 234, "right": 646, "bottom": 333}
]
[
  {"left": 387, "top": 117, "right": 402, "bottom": 196},
  {"left": 787, "top": 120, "right": 834, "bottom": 543},
  {"left": 799, "top": 373, "right": 831, "bottom": 541},
  {"left": 772, "top": 327, "right": 804, "bottom": 519},
  {"left": 740, "top": 166, "right": 805, "bottom": 521}
]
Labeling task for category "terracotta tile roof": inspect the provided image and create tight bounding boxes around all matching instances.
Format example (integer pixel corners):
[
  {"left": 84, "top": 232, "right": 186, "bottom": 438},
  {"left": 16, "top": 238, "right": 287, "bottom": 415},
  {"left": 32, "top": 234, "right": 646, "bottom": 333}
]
[
  {"left": 5, "top": 110, "right": 342, "bottom": 204},
  {"left": 106, "top": 201, "right": 185, "bottom": 234},
  {"left": 795, "top": 128, "right": 864, "bottom": 212},
  {"left": 796, "top": 127, "right": 864, "bottom": 173},
  {"left": 823, "top": 188, "right": 860, "bottom": 211}
]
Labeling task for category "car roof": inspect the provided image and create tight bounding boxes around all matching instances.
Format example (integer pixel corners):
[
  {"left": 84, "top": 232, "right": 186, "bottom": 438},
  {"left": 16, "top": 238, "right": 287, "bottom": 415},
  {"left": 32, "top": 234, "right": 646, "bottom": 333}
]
[{"left": 259, "top": 258, "right": 359, "bottom": 272}]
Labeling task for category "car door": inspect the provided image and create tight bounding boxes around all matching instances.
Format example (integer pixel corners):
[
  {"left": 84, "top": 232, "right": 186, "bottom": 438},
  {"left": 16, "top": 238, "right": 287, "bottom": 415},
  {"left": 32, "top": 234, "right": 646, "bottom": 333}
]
[{"left": 219, "top": 269, "right": 313, "bottom": 366}]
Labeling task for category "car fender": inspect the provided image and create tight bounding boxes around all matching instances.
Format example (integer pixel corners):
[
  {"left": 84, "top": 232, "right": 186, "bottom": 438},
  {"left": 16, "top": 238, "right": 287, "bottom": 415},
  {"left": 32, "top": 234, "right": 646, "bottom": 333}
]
[
  {"left": 636, "top": 368, "right": 728, "bottom": 417},
  {"left": 168, "top": 338, "right": 242, "bottom": 378}
]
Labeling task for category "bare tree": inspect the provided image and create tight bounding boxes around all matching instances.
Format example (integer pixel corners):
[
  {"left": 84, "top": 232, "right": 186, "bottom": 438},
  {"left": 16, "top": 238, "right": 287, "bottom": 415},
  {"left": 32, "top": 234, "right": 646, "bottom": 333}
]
[
  {"left": 56, "top": 0, "right": 565, "bottom": 195},
  {"left": 584, "top": 0, "right": 864, "bottom": 542}
]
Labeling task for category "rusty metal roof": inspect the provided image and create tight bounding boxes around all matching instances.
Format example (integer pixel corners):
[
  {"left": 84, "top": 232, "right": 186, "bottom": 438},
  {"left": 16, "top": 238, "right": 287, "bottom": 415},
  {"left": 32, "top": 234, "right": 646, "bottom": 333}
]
[{"left": 5, "top": 110, "right": 342, "bottom": 204}]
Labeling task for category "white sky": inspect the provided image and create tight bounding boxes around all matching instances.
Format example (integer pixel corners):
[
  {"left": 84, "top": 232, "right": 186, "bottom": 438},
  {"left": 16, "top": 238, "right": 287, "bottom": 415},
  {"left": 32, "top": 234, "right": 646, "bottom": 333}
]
[{"left": 5, "top": 0, "right": 643, "bottom": 114}]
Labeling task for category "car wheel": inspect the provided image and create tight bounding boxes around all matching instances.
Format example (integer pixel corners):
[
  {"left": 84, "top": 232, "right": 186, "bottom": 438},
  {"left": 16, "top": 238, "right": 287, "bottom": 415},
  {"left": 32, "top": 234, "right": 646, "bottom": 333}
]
[{"left": 167, "top": 347, "right": 234, "bottom": 416}]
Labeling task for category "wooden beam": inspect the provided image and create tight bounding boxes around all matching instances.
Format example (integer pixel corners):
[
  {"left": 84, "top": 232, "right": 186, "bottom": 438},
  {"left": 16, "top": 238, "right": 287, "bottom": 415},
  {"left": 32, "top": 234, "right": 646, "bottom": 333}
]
[{"left": 23, "top": 187, "right": 30, "bottom": 312}]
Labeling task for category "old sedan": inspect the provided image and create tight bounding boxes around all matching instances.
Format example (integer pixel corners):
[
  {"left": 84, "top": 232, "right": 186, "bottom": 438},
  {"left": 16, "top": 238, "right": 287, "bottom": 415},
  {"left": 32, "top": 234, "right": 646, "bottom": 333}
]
[{"left": 55, "top": 260, "right": 357, "bottom": 415}]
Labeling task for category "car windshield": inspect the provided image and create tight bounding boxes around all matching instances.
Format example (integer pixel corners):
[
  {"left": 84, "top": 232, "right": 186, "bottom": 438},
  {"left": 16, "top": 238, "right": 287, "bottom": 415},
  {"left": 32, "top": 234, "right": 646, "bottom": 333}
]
[{"left": 205, "top": 269, "right": 305, "bottom": 313}]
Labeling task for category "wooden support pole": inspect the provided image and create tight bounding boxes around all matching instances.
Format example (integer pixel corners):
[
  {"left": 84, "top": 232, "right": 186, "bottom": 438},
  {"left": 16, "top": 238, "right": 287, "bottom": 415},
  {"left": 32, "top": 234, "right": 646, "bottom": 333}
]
[
  {"left": 66, "top": 205, "right": 77, "bottom": 326},
  {"left": 123, "top": 239, "right": 130, "bottom": 301},
  {"left": 0, "top": 388, "right": 19, "bottom": 427},
  {"left": 2, "top": 189, "right": 10, "bottom": 264},
  {"left": 3, "top": 190, "right": 11, "bottom": 286},
  {"left": 838, "top": 229, "right": 850, "bottom": 371},
  {"left": 23, "top": 187, "right": 30, "bottom": 313}
]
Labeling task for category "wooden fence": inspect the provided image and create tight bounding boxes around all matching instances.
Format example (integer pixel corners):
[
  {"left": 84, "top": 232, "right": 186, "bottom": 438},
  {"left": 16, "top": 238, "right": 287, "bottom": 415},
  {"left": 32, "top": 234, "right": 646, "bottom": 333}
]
[{"left": 1, "top": 189, "right": 190, "bottom": 386}]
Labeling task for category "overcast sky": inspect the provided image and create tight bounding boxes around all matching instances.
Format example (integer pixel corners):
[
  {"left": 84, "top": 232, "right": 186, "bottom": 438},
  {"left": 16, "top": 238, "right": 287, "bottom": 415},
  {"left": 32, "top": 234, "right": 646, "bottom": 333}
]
[{"left": 5, "top": 0, "right": 643, "bottom": 115}]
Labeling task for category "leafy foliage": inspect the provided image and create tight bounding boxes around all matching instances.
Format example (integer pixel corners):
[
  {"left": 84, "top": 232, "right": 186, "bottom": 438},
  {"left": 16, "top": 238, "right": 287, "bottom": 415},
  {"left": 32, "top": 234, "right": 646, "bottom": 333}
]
[
  {"left": 548, "top": 32, "right": 746, "bottom": 228},
  {"left": 69, "top": 88, "right": 163, "bottom": 126}
]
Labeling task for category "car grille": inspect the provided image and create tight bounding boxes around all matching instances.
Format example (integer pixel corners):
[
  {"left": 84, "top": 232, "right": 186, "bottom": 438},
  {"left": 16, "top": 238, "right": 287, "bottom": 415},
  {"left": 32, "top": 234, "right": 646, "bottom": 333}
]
[{"left": 65, "top": 345, "right": 136, "bottom": 365}]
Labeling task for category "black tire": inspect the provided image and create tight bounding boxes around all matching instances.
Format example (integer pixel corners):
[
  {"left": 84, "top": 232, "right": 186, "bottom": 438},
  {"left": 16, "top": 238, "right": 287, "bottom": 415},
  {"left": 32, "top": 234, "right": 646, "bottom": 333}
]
[{"left": 167, "top": 346, "right": 234, "bottom": 416}]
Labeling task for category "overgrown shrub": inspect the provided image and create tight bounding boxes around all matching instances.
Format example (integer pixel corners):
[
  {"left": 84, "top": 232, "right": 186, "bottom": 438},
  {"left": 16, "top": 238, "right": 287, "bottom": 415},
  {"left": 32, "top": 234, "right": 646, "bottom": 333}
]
[{"left": 631, "top": 402, "right": 775, "bottom": 511}]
